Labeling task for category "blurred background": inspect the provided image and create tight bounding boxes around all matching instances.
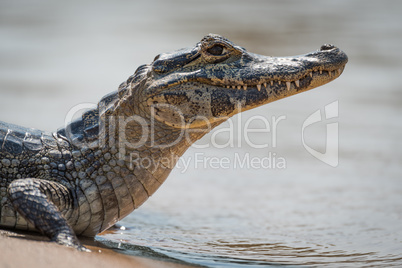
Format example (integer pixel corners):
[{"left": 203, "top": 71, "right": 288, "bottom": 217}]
[{"left": 1, "top": 0, "right": 401, "bottom": 266}]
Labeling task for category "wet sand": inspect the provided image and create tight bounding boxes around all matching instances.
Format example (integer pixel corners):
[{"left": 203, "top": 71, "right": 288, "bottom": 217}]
[{"left": 0, "top": 230, "right": 193, "bottom": 268}]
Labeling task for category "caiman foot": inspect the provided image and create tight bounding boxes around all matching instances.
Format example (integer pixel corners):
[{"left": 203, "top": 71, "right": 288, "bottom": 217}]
[
  {"left": 53, "top": 233, "right": 90, "bottom": 252},
  {"left": 7, "top": 178, "right": 88, "bottom": 251}
]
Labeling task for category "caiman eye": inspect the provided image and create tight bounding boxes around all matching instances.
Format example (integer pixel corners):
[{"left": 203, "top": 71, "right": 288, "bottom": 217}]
[{"left": 207, "top": 44, "right": 226, "bottom": 56}]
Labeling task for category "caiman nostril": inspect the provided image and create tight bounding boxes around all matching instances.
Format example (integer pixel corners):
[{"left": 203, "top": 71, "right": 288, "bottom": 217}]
[{"left": 320, "top": 44, "right": 336, "bottom": 51}]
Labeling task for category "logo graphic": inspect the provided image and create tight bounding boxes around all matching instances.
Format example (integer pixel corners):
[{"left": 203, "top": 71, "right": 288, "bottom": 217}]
[{"left": 302, "top": 101, "right": 339, "bottom": 167}]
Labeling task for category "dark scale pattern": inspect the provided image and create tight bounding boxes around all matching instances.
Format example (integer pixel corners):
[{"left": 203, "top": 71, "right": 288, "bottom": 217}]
[{"left": 210, "top": 89, "right": 235, "bottom": 117}]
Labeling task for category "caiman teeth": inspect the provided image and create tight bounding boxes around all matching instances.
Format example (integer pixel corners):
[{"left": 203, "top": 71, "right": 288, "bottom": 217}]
[
  {"left": 220, "top": 66, "right": 344, "bottom": 92},
  {"left": 286, "top": 81, "right": 291, "bottom": 91}
]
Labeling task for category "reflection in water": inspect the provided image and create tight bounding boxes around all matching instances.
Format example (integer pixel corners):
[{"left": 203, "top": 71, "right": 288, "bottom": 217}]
[{"left": 1, "top": 0, "right": 402, "bottom": 267}]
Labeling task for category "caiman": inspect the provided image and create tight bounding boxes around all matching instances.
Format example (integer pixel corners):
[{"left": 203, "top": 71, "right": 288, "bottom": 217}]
[{"left": 0, "top": 34, "right": 348, "bottom": 250}]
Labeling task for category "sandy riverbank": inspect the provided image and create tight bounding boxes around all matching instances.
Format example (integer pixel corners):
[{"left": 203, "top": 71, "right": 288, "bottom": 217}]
[{"left": 0, "top": 230, "right": 194, "bottom": 268}]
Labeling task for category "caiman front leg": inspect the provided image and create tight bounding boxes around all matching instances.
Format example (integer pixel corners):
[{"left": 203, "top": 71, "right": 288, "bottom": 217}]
[{"left": 7, "top": 178, "right": 89, "bottom": 251}]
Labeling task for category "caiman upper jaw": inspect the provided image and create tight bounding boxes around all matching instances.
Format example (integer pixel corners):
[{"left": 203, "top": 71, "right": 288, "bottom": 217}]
[
  {"left": 203, "top": 44, "right": 347, "bottom": 89},
  {"left": 147, "top": 42, "right": 348, "bottom": 94}
]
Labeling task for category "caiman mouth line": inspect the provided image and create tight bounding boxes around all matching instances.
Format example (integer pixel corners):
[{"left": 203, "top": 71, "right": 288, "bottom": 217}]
[
  {"left": 148, "top": 65, "right": 345, "bottom": 95},
  {"left": 216, "top": 66, "right": 345, "bottom": 91}
]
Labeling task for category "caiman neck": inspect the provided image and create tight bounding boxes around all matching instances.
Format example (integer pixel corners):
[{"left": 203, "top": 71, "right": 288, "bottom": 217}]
[{"left": 100, "top": 99, "right": 210, "bottom": 172}]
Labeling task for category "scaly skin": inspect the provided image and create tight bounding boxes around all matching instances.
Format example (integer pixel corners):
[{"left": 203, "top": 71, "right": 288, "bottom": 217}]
[{"left": 0, "top": 34, "right": 348, "bottom": 250}]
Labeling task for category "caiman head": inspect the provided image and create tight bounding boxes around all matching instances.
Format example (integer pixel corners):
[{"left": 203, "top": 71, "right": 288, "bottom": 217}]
[{"left": 125, "top": 34, "right": 347, "bottom": 130}]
